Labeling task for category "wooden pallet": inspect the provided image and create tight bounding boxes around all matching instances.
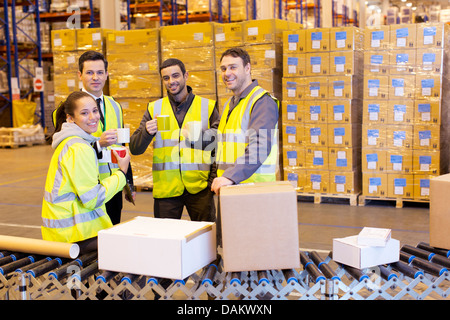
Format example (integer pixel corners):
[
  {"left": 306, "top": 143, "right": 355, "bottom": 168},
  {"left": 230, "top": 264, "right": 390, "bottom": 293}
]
[
  {"left": 358, "top": 195, "right": 429, "bottom": 208},
  {"left": 297, "top": 192, "right": 360, "bottom": 206}
]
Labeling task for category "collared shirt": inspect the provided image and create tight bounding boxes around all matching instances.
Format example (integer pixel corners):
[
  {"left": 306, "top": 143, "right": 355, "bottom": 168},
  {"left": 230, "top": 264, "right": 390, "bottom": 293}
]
[{"left": 82, "top": 87, "right": 105, "bottom": 117}]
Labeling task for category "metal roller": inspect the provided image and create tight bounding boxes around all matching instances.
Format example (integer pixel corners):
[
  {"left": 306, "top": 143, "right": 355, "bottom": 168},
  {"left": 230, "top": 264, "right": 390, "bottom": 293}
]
[
  {"left": 96, "top": 270, "right": 117, "bottom": 283},
  {"left": 309, "top": 251, "right": 340, "bottom": 281},
  {"left": 282, "top": 269, "right": 298, "bottom": 284},
  {"left": 401, "top": 244, "right": 435, "bottom": 261},
  {"left": 257, "top": 270, "right": 270, "bottom": 285},
  {"left": 341, "top": 264, "right": 369, "bottom": 282},
  {"left": 70, "top": 261, "right": 98, "bottom": 283},
  {"left": 201, "top": 260, "right": 220, "bottom": 286},
  {"left": 47, "top": 252, "right": 97, "bottom": 281},
  {"left": 27, "top": 258, "right": 63, "bottom": 278},
  {"left": 300, "top": 252, "right": 325, "bottom": 283},
  {"left": 401, "top": 252, "right": 447, "bottom": 277},
  {"left": 0, "top": 255, "right": 39, "bottom": 276},
  {"left": 15, "top": 257, "right": 52, "bottom": 274},
  {"left": 121, "top": 273, "right": 139, "bottom": 284},
  {"left": 417, "top": 242, "right": 450, "bottom": 258},
  {"left": 230, "top": 272, "right": 242, "bottom": 286},
  {"left": 378, "top": 265, "right": 398, "bottom": 281},
  {"left": 390, "top": 261, "right": 423, "bottom": 279},
  {"left": 0, "top": 252, "right": 27, "bottom": 267}
]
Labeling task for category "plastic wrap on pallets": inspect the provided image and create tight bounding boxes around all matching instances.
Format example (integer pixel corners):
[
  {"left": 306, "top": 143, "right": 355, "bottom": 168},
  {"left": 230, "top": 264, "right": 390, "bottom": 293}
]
[
  {"left": 360, "top": 23, "right": 450, "bottom": 202},
  {"left": 0, "top": 124, "right": 45, "bottom": 147}
]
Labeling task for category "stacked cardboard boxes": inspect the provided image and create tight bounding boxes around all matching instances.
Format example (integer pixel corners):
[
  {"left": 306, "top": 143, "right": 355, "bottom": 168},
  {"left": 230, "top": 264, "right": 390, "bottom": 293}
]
[
  {"left": 362, "top": 23, "right": 450, "bottom": 202},
  {"left": 282, "top": 27, "right": 363, "bottom": 197},
  {"left": 160, "top": 22, "right": 216, "bottom": 102},
  {"left": 105, "top": 28, "right": 161, "bottom": 189}
]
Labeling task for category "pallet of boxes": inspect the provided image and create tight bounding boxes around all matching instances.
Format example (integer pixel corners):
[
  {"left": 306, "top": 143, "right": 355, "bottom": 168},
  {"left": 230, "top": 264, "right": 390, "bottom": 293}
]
[
  {"left": 282, "top": 26, "right": 363, "bottom": 206},
  {"left": 360, "top": 23, "right": 450, "bottom": 208},
  {"left": 105, "top": 28, "right": 161, "bottom": 190}
]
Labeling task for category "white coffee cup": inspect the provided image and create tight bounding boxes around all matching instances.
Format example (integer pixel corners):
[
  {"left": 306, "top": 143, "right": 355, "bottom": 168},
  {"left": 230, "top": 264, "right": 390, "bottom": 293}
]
[{"left": 117, "top": 128, "right": 130, "bottom": 144}]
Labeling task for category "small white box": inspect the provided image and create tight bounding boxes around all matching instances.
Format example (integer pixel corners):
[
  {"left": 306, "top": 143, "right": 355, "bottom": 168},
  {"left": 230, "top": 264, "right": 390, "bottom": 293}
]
[
  {"left": 98, "top": 217, "right": 216, "bottom": 279},
  {"left": 333, "top": 235, "right": 399, "bottom": 269},
  {"left": 357, "top": 227, "right": 392, "bottom": 247}
]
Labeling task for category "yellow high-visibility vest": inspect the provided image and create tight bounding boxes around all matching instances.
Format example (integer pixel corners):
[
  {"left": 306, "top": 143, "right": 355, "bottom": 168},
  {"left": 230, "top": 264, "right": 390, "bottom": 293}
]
[
  {"left": 41, "top": 136, "right": 125, "bottom": 243},
  {"left": 216, "top": 86, "right": 279, "bottom": 183},
  {"left": 148, "top": 95, "right": 215, "bottom": 198}
]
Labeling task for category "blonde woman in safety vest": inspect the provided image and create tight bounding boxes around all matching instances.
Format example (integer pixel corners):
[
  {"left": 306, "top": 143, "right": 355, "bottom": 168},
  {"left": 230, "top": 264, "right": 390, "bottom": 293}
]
[
  {"left": 211, "top": 47, "right": 279, "bottom": 194},
  {"left": 130, "top": 59, "right": 219, "bottom": 222},
  {"left": 42, "top": 91, "right": 130, "bottom": 253}
]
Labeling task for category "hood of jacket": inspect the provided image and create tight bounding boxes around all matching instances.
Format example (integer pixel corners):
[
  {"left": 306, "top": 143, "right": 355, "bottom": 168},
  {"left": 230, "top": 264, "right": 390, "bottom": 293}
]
[{"left": 52, "top": 122, "right": 99, "bottom": 149}]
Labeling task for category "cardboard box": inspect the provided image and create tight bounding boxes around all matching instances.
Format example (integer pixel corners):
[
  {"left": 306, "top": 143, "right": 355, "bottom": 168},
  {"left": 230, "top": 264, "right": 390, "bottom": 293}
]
[
  {"left": 363, "top": 101, "right": 387, "bottom": 124},
  {"left": 305, "top": 28, "right": 330, "bottom": 52},
  {"left": 283, "top": 145, "right": 305, "bottom": 168},
  {"left": 415, "top": 74, "right": 442, "bottom": 100},
  {"left": 386, "top": 100, "right": 414, "bottom": 125},
  {"left": 412, "top": 150, "right": 441, "bottom": 175},
  {"left": 214, "top": 22, "right": 244, "bottom": 48},
  {"left": 282, "top": 123, "right": 303, "bottom": 146},
  {"left": 304, "top": 123, "right": 328, "bottom": 147},
  {"left": 109, "top": 74, "right": 161, "bottom": 99},
  {"left": 358, "top": 227, "right": 392, "bottom": 247},
  {"left": 388, "top": 75, "right": 415, "bottom": 100},
  {"left": 416, "top": 23, "right": 449, "bottom": 48},
  {"left": 430, "top": 174, "right": 450, "bottom": 249},
  {"left": 282, "top": 78, "right": 305, "bottom": 100},
  {"left": 284, "top": 168, "right": 307, "bottom": 192},
  {"left": 328, "top": 99, "right": 362, "bottom": 124},
  {"left": 416, "top": 48, "right": 444, "bottom": 74},
  {"left": 304, "top": 146, "right": 329, "bottom": 170},
  {"left": 242, "top": 19, "right": 291, "bottom": 44},
  {"left": 162, "top": 46, "right": 215, "bottom": 71},
  {"left": 413, "top": 124, "right": 440, "bottom": 150},
  {"left": 386, "top": 149, "right": 413, "bottom": 174},
  {"left": 329, "top": 170, "right": 361, "bottom": 194},
  {"left": 385, "top": 124, "right": 413, "bottom": 149},
  {"left": 328, "top": 75, "right": 361, "bottom": 100},
  {"left": 76, "top": 28, "right": 111, "bottom": 51},
  {"left": 283, "top": 29, "right": 306, "bottom": 53},
  {"left": 51, "top": 29, "right": 77, "bottom": 52},
  {"left": 364, "top": 25, "right": 390, "bottom": 50},
  {"left": 389, "top": 49, "right": 416, "bottom": 75},
  {"left": 329, "top": 147, "right": 360, "bottom": 171},
  {"left": 283, "top": 53, "right": 306, "bottom": 77},
  {"left": 329, "top": 26, "right": 363, "bottom": 51},
  {"left": 333, "top": 236, "right": 399, "bottom": 269},
  {"left": 414, "top": 174, "right": 433, "bottom": 200},
  {"left": 330, "top": 50, "right": 362, "bottom": 76},
  {"left": 98, "top": 217, "right": 216, "bottom": 279},
  {"left": 282, "top": 100, "right": 304, "bottom": 123},
  {"left": 363, "top": 50, "right": 390, "bottom": 75},
  {"left": 362, "top": 124, "right": 386, "bottom": 148},
  {"left": 363, "top": 173, "right": 388, "bottom": 197},
  {"left": 305, "top": 77, "right": 328, "bottom": 100},
  {"left": 245, "top": 43, "right": 282, "bottom": 70},
  {"left": 364, "top": 75, "right": 389, "bottom": 100},
  {"left": 160, "top": 22, "right": 214, "bottom": 48},
  {"left": 305, "top": 170, "right": 329, "bottom": 193},
  {"left": 362, "top": 149, "right": 387, "bottom": 172},
  {"left": 305, "top": 52, "right": 330, "bottom": 76},
  {"left": 219, "top": 182, "right": 300, "bottom": 272},
  {"left": 106, "top": 29, "right": 159, "bottom": 54},
  {"left": 303, "top": 100, "right": 327, "bottom": 123},
  {"left": 327, "top": 124, "right": 360, "bottom": 148},
  {"left": 387, "top": 173, "right": 414, "bottom": 198},
  {"left": 390, "top": 24, "right": 416, "bottom": 49}
]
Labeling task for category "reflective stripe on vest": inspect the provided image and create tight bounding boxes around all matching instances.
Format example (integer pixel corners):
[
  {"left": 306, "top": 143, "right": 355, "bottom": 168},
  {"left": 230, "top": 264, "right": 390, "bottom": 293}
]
[
  {"left": 149, "top": 96, "right": 215, "bottom": 198},
  {"left": 216, "top": 86, "right": 279, "bottom": 183}
]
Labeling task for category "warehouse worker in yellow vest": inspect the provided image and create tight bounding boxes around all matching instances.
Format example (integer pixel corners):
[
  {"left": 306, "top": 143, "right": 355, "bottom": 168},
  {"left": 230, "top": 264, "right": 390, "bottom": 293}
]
[
  {"left": 77, "top": 51, "right": 135, "bottom": 225},
  {"left": 42, "top": 91, "right": 130, "bottom": 253},
  {"left": 211, "top": 47, "right": 279, "bottom": 194},
  {"left": 130, "top": 58, "right": 219, "bottom": 222}
]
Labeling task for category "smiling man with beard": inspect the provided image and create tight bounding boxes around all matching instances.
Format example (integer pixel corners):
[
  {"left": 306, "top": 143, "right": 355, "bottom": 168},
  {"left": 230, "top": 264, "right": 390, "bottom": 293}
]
[{"left": 130, "top": 58, "right": 219, "bottom": 223}]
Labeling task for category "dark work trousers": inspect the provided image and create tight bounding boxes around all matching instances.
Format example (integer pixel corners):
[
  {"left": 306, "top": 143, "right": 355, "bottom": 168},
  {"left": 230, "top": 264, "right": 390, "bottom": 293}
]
[
  {"left": 105, "top": 190, "right": 123, "bottom": 225},
  {"left": 153, "top": 187, "right": 216, "bottom": 222}
]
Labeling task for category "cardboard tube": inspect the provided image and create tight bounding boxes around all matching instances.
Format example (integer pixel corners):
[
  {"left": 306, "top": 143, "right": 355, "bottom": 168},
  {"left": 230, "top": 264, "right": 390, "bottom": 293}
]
[{"left": 0, "top": 235, "right": 79, "bottom": 259}]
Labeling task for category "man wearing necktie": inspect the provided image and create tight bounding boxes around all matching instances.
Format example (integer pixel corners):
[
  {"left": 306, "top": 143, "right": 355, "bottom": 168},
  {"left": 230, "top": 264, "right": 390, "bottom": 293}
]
[{"left": 78, "top": 51, "right": 135, "bottom": 225}]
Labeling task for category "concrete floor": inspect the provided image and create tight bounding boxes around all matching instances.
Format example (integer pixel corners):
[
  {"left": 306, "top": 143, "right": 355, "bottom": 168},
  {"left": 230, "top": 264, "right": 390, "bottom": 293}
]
[{"left": 0, "top": 144, "right": 430, "bottom": 252}]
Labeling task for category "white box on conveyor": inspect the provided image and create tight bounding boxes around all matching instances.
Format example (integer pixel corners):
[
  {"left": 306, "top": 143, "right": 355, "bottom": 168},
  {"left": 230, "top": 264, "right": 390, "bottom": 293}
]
[{"left": 98, "top": 216, "right": 216, "bottom": 279}]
